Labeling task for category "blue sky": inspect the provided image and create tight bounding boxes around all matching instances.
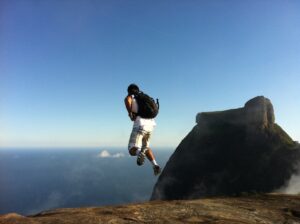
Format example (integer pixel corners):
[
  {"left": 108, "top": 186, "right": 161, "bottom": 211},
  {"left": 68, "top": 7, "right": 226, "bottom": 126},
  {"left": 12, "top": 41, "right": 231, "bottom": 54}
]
[{"left": 1, "top": 0, "right": 299, "bottom": 148}]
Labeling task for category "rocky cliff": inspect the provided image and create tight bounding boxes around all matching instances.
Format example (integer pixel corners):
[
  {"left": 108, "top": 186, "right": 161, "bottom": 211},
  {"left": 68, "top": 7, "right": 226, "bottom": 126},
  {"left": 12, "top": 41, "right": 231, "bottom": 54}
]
[
  {"left": 151, "top": 96, "right": 300, "bottom": 200},
  {"left": 1, "top": 194, "right": 300, "bottom": 224}
]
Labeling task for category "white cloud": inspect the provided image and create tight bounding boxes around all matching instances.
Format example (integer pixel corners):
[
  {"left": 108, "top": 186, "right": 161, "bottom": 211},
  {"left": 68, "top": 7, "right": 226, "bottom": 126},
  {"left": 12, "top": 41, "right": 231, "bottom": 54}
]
[
  {"left": 112, "top": 152, "right": 125, "bottom": 158},
  {"left": 277, "top": 165, "right": 300, "bottom": 194},
  {"left": 278, "top": 173, "right": 300, "bottom": 194},
  {"left": 97, "top": 150, "right": 111, "bottom": 158},
  {"left": 97, "top": 150, "right": 125, "bottom": 158},
  {"left": 283, "top": 174, "right": 300, "bottom": 194}
]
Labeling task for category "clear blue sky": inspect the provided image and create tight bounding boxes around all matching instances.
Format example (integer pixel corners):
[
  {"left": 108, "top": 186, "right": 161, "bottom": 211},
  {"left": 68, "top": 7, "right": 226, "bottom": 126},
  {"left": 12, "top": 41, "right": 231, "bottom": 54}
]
[{"left": 1, "top": 0, "right": 299, "bottom": 148}]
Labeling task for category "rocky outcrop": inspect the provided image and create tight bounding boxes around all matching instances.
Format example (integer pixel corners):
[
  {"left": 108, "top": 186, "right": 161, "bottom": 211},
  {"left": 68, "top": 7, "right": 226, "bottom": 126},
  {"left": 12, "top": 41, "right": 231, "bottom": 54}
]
[
  {"left": 196, "top": 96, "right": 275, "bottom": 129},
  {"left": 244, "top": 96, "right": 275, "bottom": 128},
  {"left": 1, "top": 194, "right": 300, "bottom": 224},
  {"left": 151, "top": 96, "right": 300, "bottom": 200}
]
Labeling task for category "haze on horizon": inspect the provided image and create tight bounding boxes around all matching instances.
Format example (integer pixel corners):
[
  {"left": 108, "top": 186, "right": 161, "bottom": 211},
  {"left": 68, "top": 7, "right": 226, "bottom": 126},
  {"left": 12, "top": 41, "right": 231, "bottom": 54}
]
[{"left": 1, "top": 0, "right": 300, "bottom": 148}]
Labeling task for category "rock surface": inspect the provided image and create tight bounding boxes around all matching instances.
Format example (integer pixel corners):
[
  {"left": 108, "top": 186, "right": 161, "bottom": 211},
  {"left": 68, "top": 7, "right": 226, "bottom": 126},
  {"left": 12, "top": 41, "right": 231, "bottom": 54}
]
[
  {"left": 152, "top": 96, "right": 300, "bottom": 200},
  {"left": 1, "top": 194, "right": 300, "bottom": 224}
]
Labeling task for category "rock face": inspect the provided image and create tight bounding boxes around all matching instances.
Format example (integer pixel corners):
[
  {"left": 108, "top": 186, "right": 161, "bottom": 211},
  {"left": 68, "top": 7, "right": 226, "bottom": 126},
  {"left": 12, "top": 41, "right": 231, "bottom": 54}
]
[
  {"left": 151, "top": 96, "right": 300, "bottom": 200},
  {"left": 1, "top": 194, "right": 300, "bottom": 224}
]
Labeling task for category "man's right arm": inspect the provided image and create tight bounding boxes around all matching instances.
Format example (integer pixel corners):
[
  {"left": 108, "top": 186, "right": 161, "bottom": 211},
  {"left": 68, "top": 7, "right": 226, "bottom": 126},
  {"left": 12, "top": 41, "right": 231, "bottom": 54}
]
[{"left": 124, "top": 96, "right": 135, "bottom": 121}]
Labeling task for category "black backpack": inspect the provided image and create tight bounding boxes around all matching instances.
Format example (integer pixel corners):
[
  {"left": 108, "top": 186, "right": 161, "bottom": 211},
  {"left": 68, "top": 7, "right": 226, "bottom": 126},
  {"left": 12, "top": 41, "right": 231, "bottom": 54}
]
[{"left": 135, "top": 92, "right": 159, "bottom": 119}]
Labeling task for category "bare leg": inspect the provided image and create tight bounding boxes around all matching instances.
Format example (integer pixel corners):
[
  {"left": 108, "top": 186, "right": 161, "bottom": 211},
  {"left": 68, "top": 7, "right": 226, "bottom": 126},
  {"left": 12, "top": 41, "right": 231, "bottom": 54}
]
[
  {"left": 145, "top": 148, "right": 156, "bottom": 162},
  {"left": 146, "top": 147, "right": 161, "bottom": 175}
]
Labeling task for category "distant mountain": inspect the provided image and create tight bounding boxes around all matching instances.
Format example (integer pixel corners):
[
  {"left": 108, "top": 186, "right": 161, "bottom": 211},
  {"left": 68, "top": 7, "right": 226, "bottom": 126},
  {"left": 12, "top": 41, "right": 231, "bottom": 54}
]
[
  {"left": 151, "top": 96, "right": 300, "bottom": 200},
  {"left": 1, "top": 194, "right": 300, "bottom": 224}
]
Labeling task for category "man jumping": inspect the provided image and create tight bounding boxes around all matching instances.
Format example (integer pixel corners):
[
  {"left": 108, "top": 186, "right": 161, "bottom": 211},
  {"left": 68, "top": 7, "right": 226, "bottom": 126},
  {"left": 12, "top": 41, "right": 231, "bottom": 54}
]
[{"left": 124, "top": 84, "right": 161, "bottom": 176}]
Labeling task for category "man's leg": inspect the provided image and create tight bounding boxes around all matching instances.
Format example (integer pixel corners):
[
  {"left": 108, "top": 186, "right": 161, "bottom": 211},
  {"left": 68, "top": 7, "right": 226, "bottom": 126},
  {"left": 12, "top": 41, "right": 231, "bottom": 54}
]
[
  {"left": 128, "top": 126, "right": 147, "bottom": 166},
  {"left": 142, "top": 132, "right": 161, "bottom": 176},
  {"left": 128, "top": 127, "right": 143, "bottom": 157},
  {"left": 136, "top": 129, "right": 147, "bottom": 166},
  {"left": 145, "top": 148, "right": 158, "bottom": 166}
]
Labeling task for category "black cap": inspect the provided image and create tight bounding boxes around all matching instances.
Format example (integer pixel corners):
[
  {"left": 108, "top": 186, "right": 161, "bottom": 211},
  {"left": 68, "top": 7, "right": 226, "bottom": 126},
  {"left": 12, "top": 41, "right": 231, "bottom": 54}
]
[{"left": 127, "top": 83, "right": 139, "bottom": 95}]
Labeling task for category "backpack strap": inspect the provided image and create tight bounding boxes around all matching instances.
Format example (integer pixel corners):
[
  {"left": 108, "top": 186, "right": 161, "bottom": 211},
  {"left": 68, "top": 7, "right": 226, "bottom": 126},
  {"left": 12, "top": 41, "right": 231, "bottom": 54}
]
[{"left": 135, "top": 91, "right": 142, "bottom": 97}]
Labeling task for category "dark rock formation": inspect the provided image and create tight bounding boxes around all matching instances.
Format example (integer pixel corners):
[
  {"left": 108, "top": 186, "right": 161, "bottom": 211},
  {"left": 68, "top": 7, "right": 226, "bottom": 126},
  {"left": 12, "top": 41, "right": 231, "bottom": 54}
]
[
  {"left": 1, "top": 194, "right": 300, "bottom": 224},
  {"left": 151, "top": 96, "right": 300, "bottom": 200}
]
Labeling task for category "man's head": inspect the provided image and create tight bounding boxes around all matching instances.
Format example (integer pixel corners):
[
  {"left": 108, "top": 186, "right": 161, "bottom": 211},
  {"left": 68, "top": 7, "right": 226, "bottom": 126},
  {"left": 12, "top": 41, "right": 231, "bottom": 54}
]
[{"left": 127, "top": 83, "right": 140, "bottom": 95}]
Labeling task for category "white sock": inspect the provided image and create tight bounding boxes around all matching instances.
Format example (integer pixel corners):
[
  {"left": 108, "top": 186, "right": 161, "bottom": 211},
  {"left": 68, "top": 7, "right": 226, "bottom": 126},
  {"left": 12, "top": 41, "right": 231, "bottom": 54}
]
[
  {"left": 135, "top": 148, "right": 141, "bottom": 156},
  {"left": 151, "top": 159, "right": 158, "bottom": 166}
]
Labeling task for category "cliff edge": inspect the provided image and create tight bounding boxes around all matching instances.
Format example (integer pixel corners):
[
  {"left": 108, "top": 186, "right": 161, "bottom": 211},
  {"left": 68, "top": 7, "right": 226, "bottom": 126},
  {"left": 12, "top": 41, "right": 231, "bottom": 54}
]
[{"left": 1, "top": 194, "right": 300, "bottom": 224}]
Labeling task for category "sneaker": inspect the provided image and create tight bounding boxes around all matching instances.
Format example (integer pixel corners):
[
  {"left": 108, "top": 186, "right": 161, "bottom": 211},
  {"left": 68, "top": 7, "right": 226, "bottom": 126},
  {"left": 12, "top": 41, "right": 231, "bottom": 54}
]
[
  {"left": 137, "top": 151, "right": 146, "bottom": 166},
  {"left": 153, "top": 165, "right": 161, "bottom": 176}
]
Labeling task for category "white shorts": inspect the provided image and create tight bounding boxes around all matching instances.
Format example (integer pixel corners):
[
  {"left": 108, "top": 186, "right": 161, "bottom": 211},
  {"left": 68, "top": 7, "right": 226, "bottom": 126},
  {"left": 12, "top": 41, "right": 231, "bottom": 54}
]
[{"left": 128, "top": 125, "right": 154, "bottom": 151}]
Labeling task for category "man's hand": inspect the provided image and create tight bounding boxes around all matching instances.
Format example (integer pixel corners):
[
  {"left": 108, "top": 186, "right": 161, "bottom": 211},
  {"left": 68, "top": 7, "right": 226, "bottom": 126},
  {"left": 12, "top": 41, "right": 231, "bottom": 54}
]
[{"left": 129, "top": 112, "right": 136, "bottom": 121}]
